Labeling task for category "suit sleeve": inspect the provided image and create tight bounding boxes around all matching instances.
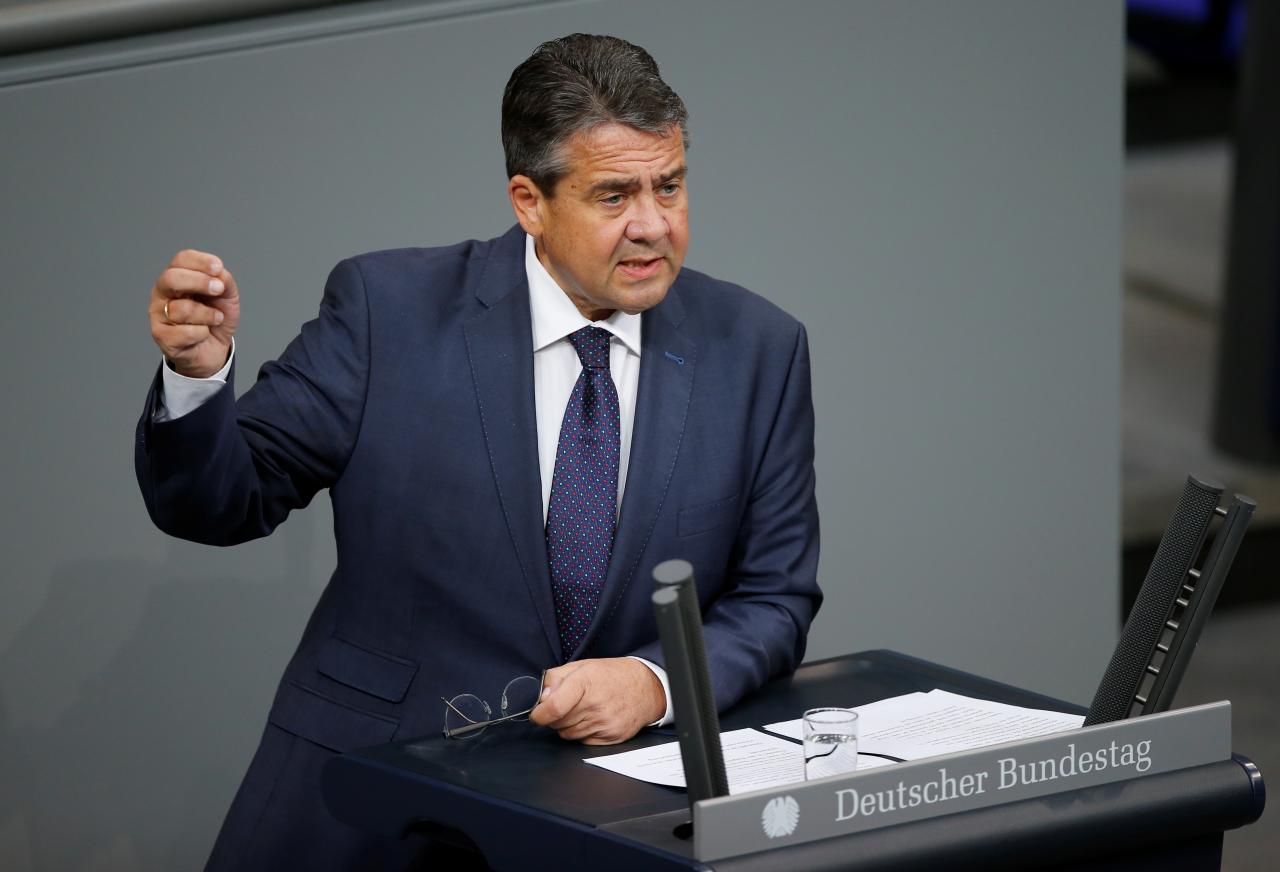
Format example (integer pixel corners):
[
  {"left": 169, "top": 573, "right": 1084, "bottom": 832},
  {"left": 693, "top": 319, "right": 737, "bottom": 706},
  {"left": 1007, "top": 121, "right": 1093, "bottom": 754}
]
[
  {"left": 134, "top": 258, "right": 370, "bottom": 545},
  {"left": 632, "top": 323, "right": 822, "bottom": 712}
]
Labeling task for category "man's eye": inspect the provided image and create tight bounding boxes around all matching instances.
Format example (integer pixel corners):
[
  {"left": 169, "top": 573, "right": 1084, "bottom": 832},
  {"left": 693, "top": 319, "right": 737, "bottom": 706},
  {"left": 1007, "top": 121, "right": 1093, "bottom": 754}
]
[
  {"left": 661, "top": 183, "right": 681, "bottom": 196},
  {"left": 601, "top": 195, "right": 624, "bottom": 206}
]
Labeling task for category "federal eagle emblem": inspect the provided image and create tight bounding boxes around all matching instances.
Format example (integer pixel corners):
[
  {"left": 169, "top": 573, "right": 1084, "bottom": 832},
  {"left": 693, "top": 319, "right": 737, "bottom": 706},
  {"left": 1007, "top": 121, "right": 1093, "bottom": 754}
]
[{"left": 761, "top": 795, "right": 800, "bottom": 838}]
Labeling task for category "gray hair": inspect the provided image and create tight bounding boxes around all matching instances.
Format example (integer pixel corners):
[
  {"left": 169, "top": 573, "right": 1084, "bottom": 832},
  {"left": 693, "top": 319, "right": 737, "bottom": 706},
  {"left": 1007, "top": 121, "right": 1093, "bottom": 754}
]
[{"left": 501, "top": 34, "right": 689, "bottom": 194}]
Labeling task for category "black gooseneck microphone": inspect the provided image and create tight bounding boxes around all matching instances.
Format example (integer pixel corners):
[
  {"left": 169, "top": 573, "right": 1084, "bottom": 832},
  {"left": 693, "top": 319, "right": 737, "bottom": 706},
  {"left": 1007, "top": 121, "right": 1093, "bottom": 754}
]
[{"left": 651, "top": 558, "right": 729, "bottom": 820}]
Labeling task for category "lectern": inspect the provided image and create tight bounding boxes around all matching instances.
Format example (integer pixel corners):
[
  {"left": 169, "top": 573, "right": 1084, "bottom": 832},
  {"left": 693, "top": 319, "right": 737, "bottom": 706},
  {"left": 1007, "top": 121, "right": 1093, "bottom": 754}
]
[{"left": 322, "top": 651, "right": 1265, "bottom": 870}]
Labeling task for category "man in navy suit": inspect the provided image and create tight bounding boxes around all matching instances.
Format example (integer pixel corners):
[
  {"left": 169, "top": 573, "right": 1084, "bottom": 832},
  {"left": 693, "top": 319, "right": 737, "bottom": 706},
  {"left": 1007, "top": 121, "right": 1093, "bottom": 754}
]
[{"left": 138, "top": 34, "right": 821, "bottom": 869}]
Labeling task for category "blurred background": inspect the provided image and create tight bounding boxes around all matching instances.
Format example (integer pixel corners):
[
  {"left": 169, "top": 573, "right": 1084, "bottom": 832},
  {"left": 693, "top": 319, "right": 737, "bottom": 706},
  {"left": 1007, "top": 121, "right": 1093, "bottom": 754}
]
[
  {"left": 0, "top": 0, "right": 1274, "bottom": 869},
  {"left": 1124, "top": 2, "right": 1278, "bottom": 867}
]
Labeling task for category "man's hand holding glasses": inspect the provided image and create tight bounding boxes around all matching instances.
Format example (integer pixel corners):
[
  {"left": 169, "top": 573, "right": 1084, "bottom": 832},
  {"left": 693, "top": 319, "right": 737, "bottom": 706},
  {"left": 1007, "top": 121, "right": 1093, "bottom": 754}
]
[{"left": 443, "top": 657, "right": 666, "bottom": 745}]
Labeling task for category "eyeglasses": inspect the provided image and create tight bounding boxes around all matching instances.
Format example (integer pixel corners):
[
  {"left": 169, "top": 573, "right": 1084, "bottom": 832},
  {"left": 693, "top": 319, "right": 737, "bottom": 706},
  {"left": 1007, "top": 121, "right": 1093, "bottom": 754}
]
[{"left": 441, "top": 671, "right": 547, "bottom": 739}]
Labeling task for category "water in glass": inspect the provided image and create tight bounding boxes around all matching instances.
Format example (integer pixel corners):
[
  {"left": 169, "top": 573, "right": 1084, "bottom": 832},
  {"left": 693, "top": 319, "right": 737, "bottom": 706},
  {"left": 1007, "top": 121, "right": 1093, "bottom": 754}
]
[{"left": 804, "top": 731, "right": 859, "bottom": 780}]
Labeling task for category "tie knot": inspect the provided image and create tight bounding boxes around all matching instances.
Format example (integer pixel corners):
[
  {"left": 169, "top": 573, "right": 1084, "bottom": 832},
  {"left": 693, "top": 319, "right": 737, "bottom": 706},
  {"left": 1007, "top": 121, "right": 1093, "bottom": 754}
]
[{"left": 568, "top": 326, "right": 612, "bottom": 370}]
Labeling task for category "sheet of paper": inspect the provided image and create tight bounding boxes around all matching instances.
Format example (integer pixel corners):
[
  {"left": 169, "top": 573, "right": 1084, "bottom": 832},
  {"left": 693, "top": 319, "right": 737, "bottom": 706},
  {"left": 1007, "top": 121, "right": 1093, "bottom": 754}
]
[
  {"left": 583, "top": 728, "right": 895, "bottom": 794},
  {"left": 762, "top": 691, "right": 939, "bottom": 744},
  {"left": 762, "top": 689, "right": 1083, "bottom": 761}
]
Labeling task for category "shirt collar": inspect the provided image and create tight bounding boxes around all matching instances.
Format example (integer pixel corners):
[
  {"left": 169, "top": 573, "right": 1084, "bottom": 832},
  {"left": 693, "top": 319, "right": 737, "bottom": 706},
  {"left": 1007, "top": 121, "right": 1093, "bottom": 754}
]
[{"left": 525, "top": 234, "right": 642, "bottom": 356}]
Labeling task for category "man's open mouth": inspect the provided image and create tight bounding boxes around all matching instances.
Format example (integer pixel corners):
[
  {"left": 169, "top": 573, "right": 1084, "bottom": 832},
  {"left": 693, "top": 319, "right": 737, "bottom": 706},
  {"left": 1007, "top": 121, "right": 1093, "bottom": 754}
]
[{"left": 617, "top": 257, "right": 662, "bottom": 278}]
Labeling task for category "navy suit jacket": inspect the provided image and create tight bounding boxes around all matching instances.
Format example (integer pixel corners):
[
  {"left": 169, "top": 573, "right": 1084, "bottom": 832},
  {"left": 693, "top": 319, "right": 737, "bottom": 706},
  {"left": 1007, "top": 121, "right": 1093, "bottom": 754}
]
[{"left": 135, "top": 224, "right": 821, "bottom": 754}]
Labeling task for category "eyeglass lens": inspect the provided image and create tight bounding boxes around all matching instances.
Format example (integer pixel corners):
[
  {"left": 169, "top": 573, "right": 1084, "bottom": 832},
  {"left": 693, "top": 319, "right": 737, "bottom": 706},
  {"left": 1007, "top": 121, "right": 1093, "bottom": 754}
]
[
  {"left": 443, "top": 694, "right": 492, "bottom": 739},
  {"left": 501, "top": 675, "right": 542, "bottom": 720}
]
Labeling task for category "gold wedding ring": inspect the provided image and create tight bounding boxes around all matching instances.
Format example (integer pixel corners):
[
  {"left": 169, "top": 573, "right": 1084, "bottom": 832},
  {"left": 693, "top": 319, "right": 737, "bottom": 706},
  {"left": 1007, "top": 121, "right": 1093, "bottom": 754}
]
[{"left": 164, "top": 300, "right": 172, "bottom": 323}]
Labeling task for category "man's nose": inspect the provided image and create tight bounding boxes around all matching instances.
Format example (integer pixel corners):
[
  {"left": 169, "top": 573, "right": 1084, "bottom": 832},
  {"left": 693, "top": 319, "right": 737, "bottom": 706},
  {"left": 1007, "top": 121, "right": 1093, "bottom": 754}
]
[{"left": 625, "top": 195, "right": 668, "bottom": 242}]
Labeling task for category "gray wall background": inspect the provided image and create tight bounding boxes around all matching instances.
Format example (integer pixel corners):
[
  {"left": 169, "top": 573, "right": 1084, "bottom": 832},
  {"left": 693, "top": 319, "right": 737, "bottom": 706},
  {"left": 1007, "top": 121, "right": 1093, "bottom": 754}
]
[{"left": 0, "top": 1, "right": 1121, "bottom": 868}]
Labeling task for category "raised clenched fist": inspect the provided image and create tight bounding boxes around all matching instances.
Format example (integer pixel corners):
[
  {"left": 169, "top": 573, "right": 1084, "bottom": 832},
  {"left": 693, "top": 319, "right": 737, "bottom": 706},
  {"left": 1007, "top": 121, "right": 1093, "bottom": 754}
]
[{"left": 149, "top": 248, "right": 240, "bottom": 378}]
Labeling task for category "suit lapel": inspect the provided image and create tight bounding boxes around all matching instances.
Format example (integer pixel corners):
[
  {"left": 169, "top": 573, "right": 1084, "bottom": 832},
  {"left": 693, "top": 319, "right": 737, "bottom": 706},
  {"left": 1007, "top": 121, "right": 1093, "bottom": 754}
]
[
  {"left": 580, "top": 286, "right": 696, "bottom": 655},
  {"left": 463, "top": 229, "right": 561, "bottom": 664}
]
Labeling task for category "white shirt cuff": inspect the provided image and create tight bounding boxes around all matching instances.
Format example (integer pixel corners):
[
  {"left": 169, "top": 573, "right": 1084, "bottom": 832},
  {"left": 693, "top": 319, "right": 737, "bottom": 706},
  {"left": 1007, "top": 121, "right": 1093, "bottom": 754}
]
[
  {"left": 154, "top": 339, "right": 235, "bottom": 422},
  {"left": 628, "top": 656, "right": 674, "bottom": 727}
]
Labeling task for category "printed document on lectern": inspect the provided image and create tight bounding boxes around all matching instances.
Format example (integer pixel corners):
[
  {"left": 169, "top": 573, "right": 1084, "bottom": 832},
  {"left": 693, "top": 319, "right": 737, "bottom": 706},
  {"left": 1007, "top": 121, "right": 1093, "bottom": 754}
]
[{"left": 586, "top": 691, "right": 1082, "bottom": 793}]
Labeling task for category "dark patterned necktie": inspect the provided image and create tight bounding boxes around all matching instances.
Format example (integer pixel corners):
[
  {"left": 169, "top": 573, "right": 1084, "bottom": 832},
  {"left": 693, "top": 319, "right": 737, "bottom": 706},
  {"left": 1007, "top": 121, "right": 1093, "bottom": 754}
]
[{"left": 546, "top": 325, "right": 620, "bottom": 659}]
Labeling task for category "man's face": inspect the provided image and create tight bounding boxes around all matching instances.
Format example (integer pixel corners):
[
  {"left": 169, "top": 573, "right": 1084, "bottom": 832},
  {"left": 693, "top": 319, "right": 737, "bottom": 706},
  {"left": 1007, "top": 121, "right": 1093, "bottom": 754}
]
[{"left": 511, "top": 123, "right": 689, "bottom": 321}]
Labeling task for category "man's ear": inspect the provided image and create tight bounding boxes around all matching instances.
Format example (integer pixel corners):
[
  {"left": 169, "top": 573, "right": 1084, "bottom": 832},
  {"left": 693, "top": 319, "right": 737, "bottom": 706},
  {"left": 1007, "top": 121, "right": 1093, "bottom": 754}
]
[{"left": 508, "top": 174, "right": 545, "bottom": 235}]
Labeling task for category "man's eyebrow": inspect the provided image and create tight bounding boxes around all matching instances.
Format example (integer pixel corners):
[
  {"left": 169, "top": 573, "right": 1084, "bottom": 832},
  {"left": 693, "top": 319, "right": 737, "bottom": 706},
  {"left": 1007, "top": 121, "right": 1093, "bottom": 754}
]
[
  {"left": 586, "top": 165, "right": 688, "bottom": 196},
  {"left": 656, "top": 166, "right": 688, "bottom": 186}
]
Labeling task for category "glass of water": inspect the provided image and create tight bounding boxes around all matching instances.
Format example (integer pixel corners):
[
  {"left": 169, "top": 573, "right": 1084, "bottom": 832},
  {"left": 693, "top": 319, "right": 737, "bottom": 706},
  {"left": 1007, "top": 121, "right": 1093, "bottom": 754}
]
[{"left": 803, "top": 707, "right": 859, "bottom": 780}]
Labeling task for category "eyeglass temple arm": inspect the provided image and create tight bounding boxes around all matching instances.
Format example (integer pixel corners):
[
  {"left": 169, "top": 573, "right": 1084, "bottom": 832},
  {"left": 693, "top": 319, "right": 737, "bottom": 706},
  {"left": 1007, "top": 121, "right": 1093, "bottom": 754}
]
[{"left": 440, "top": 699, "right": 537, "bottom": 739}]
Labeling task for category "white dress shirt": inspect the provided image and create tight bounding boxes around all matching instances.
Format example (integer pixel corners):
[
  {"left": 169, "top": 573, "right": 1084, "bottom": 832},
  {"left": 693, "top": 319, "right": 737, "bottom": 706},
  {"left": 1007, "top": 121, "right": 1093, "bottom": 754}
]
[{"left": 156, "top": 234, "right": 673, "bottom": 725}]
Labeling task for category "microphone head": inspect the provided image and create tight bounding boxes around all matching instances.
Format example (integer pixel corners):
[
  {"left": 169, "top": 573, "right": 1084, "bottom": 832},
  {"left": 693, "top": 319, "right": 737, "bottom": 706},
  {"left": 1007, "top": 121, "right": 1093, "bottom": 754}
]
[
  {"left": 653, "top": 558, "right": 695, "bottom": 587},
  {"left": 652, "top": 587, "right": 679, "bottom": 607}
]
